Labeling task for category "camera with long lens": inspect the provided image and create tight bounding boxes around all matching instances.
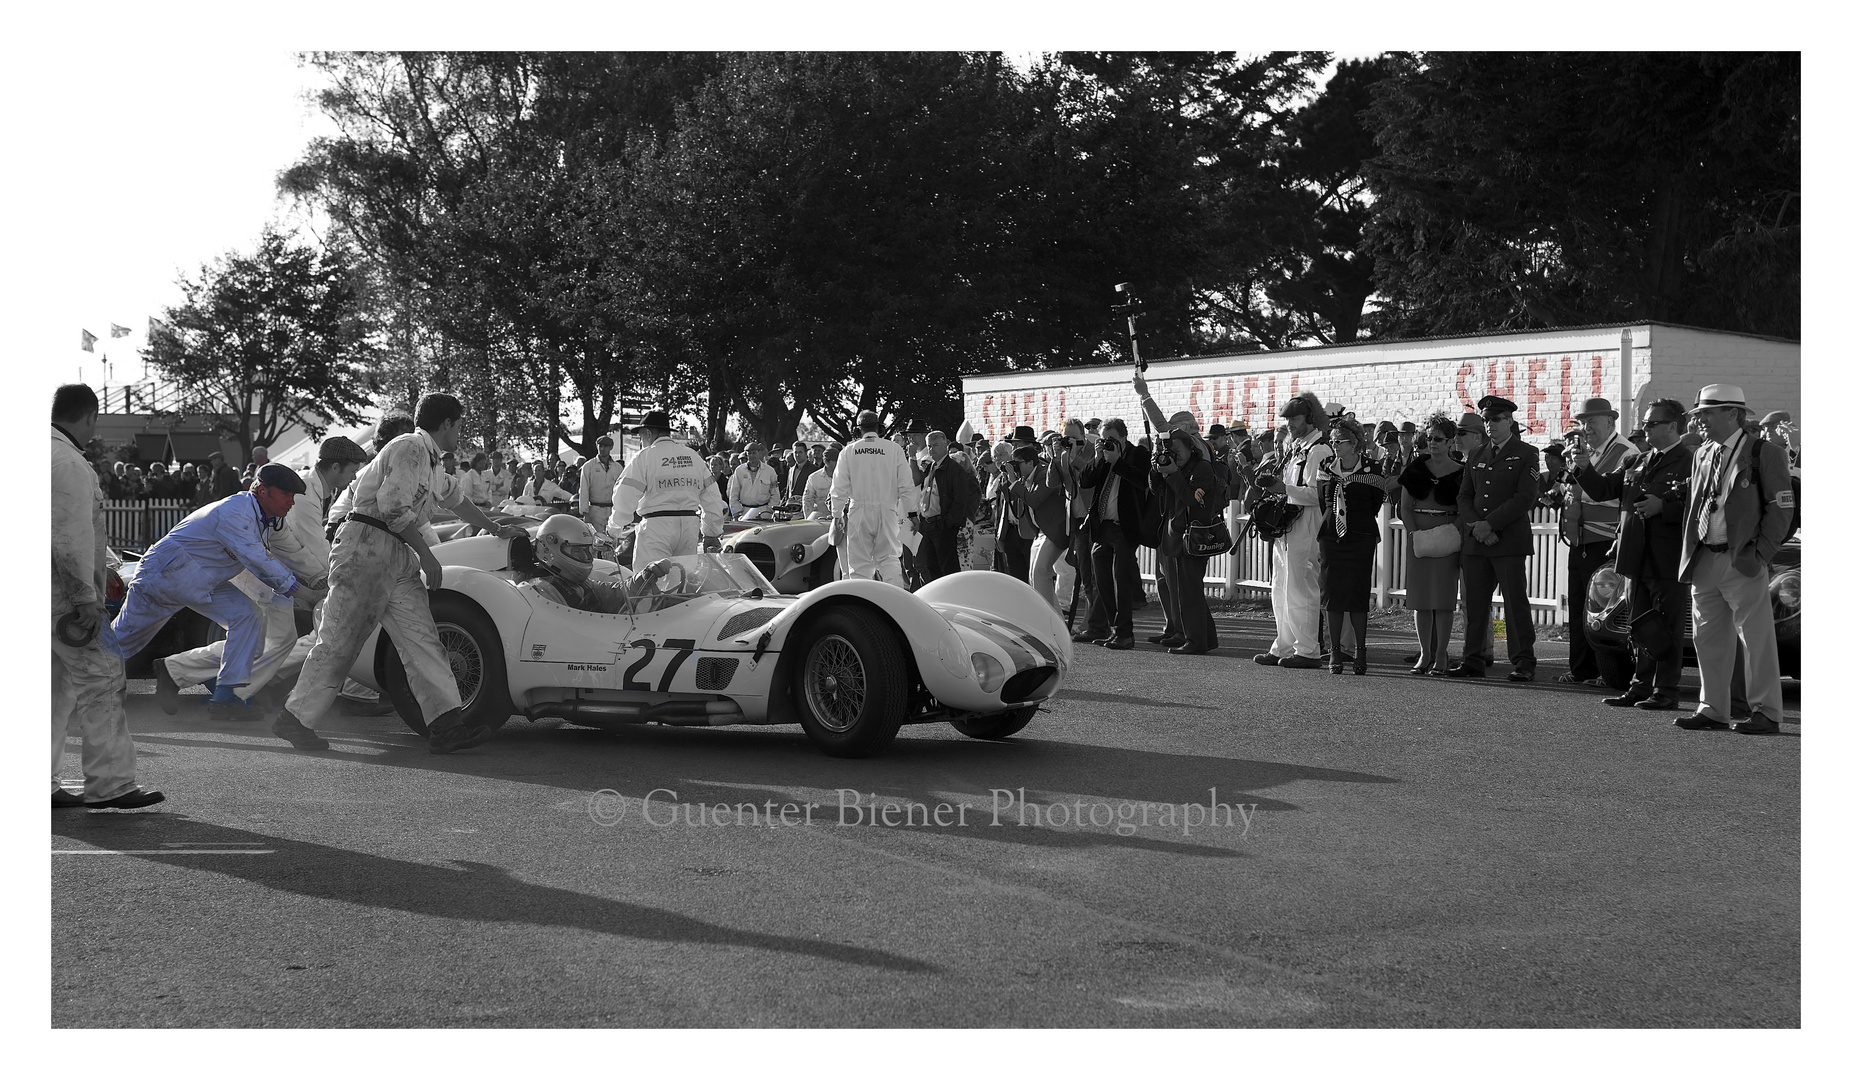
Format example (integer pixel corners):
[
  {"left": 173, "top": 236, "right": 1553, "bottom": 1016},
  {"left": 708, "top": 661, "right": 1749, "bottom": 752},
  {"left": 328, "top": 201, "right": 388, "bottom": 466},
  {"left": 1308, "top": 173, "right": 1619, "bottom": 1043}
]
[{"left": 1114, "top": 282, "right": 1148, "bottom": 372}]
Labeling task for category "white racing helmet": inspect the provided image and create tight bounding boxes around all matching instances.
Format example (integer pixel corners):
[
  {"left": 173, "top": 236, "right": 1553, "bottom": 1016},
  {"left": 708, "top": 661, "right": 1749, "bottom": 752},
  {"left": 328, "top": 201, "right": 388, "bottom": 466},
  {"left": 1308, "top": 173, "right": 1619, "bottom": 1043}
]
[{"left": 535, "top": 513, "right": 598, "bottom": 584}]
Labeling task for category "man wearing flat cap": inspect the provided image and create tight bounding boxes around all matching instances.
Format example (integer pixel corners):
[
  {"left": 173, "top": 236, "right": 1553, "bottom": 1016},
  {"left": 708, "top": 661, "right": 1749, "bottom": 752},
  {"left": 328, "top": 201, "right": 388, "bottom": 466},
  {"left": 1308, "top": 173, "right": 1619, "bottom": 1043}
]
[
  {"left": 1551, "top": 397, "right": 1640, "bottom": 686},
  {"left": 1672, "top": 384, "right": 1793, "bottom": 736},
  {"left": 1449, "top": 395, "right": 1540, "bottom": 681},
  {"left": 110, "top": 460, "right": 321, "bottom": 716},
  {"left": 156, "top": 436, "right": 379, "bottom": 717}
]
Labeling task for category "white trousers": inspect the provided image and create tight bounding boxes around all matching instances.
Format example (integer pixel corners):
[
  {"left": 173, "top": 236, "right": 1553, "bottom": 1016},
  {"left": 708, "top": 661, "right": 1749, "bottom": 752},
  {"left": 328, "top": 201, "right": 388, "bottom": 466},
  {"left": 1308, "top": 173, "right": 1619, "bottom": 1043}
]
[
  {"left": 1269, "top": 506, "right": 1325, "bottom": 659},
  {"left": 287, "top": 523, "right": 462, "bottom": 728},
  {"left": 842, "top": 506, "right": 904, "bottom": 584},
  {"left": 52, "top": 612, "right": 137, "bottom": 799},
  {"left": 163, "top": 601, "right": 376, "bottom": 702},
  {"left": 634, "top": 516, "right": 702, "bottom": 566},
  {"left": 1029, "top": 533, "right": 1076, "bottom": 612},
  {"left": 1690, "top": 549, "right": 1784, "bottom": 723}
]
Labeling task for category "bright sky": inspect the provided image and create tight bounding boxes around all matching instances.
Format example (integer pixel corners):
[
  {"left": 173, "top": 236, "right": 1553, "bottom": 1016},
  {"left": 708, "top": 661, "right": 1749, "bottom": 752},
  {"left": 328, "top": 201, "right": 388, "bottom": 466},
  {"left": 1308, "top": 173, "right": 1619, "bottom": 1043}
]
[{"left": 23, "top": 48, "right": 337, "bottom": 393}]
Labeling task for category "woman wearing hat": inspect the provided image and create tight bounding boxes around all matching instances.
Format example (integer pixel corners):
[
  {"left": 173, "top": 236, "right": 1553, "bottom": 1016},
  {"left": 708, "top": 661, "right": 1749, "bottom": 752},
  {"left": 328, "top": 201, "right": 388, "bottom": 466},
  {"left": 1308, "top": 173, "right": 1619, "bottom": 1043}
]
[
  {"left": 1150, "top": 427, "right": 1228, "bottom": 654},
  {"left": 1398, "top": 413, "right": 1465, "bottom": 674},
  {"left": 1316, "top": 417, "right": 1398, "bottom": 674}
]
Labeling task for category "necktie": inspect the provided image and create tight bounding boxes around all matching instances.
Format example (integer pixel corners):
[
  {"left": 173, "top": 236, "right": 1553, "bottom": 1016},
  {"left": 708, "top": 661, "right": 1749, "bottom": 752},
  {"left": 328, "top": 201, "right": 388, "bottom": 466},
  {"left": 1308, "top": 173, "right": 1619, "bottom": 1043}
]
[{"left": 1697, "top": 445, "right": 1722, "bottom": 542}]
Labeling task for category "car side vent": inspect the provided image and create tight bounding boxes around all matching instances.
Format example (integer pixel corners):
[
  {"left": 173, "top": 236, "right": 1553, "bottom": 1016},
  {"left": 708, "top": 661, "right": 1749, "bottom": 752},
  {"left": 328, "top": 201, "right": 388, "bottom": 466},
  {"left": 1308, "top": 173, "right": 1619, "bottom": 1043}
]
[
  {"left": 719, "top": 607, "right": 779, "bottom": 639},
  {"left": 696, "top": 657, "right": 739, "bottom": 690}
]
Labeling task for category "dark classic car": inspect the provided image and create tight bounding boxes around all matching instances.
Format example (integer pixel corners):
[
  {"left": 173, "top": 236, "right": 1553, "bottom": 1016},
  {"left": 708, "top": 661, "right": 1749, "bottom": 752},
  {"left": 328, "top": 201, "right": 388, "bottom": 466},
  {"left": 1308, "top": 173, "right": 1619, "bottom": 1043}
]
[{"left": 1584, "top": 532, "right": 1799, "bottom": 690}]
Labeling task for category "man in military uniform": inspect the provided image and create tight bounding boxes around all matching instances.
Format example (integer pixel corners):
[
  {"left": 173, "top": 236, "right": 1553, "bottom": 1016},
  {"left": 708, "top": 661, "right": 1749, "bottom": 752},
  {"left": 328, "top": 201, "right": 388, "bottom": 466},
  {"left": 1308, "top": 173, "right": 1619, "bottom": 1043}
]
[
  {"left": 1575, "top": 398, "right": 1694, "bottom": 710},
  {"left": 1450, "top": 395, "right": 1540, "bottom": 682},
  {"left": 1548, "top": 397, "right": 1641, "bottom": 685},
  {"left": 610, "top": 410, "right": 726, "bottom": 564}
]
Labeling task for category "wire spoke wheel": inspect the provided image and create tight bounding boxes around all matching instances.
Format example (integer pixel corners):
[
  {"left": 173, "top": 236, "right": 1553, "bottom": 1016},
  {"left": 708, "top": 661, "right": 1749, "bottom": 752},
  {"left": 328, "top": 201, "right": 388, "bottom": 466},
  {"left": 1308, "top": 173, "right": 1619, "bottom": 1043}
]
[
  {"left": 804, "top": 634, "right": 868, "bottom": 733},
  {"left": 439, "top": 624, "right": 484, "bottom": 710}
]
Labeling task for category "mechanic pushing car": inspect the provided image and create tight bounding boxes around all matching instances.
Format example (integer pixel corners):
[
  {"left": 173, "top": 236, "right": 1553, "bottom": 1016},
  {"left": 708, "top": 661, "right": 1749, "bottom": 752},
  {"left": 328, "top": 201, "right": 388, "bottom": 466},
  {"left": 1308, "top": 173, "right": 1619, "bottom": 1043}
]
[
  {"left": 831, "top": 409, "right": 920, "bottom": 585},
  {"left": 267, "top": 393, "right": 527, "bottom": 754},
  {"left": 106, "top": 462, "right": 320, "bottom": 710},
  {"left": 609, "top": 409, "right": 725, "bottom": 565},
  {"left": 156, "top": 436, "right": 377, "bottom": 717}
]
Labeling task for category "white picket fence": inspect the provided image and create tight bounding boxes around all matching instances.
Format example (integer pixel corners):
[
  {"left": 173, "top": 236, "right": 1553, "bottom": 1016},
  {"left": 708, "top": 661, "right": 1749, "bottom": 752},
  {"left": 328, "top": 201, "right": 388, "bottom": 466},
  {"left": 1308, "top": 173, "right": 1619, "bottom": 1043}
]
[
  {"left": 1133, "top": 505, "right": 1569, "bottom": 625},
  {"left": 101, "top": 499, "right": 197, "bottom": 553}
]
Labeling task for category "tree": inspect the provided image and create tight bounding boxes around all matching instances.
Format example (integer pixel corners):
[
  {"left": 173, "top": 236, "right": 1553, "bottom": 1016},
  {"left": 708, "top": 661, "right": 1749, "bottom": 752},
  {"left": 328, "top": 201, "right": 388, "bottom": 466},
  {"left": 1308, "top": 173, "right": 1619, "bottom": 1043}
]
[
  {"left": 141, "top": 230, "right": 379, "bottom": 458},
  {"left": 1361, "top": 52, "right": 1800, "bottom": 339}
]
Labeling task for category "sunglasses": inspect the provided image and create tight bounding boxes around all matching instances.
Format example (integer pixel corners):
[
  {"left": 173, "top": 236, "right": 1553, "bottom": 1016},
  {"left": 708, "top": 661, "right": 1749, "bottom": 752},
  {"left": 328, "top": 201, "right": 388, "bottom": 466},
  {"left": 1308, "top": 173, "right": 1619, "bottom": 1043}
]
[{"left": 1643, "top": 418, "right": 1677, "bottom": 429}]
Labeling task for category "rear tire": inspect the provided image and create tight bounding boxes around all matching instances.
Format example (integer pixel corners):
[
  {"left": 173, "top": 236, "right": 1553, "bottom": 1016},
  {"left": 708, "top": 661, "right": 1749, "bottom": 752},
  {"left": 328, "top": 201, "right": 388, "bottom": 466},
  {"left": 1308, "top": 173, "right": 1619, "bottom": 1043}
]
[
  {"left": 790, "top": 607, "right": 908, "bottom": 757},
  {"left": 380, "top": 593, "right": 514, "bottom": 737},
  {"left": 951, "top": 706, "right": 1036, "bottom": 741}
]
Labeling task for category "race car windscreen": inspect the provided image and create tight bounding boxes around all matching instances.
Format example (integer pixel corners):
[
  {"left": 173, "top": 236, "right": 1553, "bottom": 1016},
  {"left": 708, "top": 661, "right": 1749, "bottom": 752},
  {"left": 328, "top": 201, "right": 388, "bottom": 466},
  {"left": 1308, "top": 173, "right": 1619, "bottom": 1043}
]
[{"left": 654, "top": 553, "right": 777, "bottom": 597}]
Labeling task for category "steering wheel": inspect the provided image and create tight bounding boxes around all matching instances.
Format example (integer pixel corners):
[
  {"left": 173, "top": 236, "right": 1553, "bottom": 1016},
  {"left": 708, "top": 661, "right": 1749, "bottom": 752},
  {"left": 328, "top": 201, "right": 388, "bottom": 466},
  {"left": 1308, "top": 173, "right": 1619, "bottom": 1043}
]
[{"left": 634, "top": 560, "right": 688, "bottom": 601}]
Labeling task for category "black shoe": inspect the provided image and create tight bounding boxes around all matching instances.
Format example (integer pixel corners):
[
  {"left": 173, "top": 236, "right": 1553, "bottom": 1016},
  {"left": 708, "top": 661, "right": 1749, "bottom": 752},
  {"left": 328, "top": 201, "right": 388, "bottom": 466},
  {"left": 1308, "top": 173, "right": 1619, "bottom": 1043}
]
[
  {"left": 154, "top": 661, "right": 181, "bottom": 716},
  {"left": 1506, "top": 669, "right": 1535, "bottom": 683},
  {"left": 83, "top": 788, "right": 166, "bottom": 810},
  {"left": 1407, "top": 664, "right": 1429, "bottom": 676},
  {"left": 1145, "top": 634, "right": 1170, "bottom": 644},
  {"left": 1167, "top": 644, "right": 1208, "bottom": 655},
  {"left": 1402, "top": 654, "right": 1420, "bottom": 665},
  {"left": 1101, "top": 635, "right": 1135, "bottom": 650},
  {"left": 1604, "top": 690, "right": 1649, "bottom": 707},
  {"left": 1253, "top": 653, "right": 1281, "bottom": 666},
  {"left": 270, "top": 708, "right": 330, "bottom": 750},
  {"left": 1733, "top": 712, "right": 1780, "bottom": 736},
  {"left": 1278, "top": 655, "right": 1322, "bottom": 669},
  {"left": 1445, "top": 664, "right": 1484, "bottom": 679},
  {"left": 1071, "top": 630, "right": 1105, "bottom": 644},
  {"left": 429, "top": 710, "right": 492, "bottom": 755},
  {"left": 1633, "top": 691, "right": 1680, "bottom": 711},
  {"left": 1674, "top": 713, "right": 1730, "bottom": 731},
  {"left": 52, "top": 788, "right": 86, "bottom": 808},
  {"left": 1353, "top": 649, "right": 1368, "bottom": 676}
]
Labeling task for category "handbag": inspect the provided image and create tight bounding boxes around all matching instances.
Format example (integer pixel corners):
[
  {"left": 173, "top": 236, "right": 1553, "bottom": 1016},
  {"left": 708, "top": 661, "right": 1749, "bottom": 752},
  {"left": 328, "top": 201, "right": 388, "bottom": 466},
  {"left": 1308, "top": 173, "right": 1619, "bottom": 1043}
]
[
  {"left": 1411, "top": 525, "right": 1461, "bottom": 558},
  {"left": 1185, "top": 519, "right": 1233, "bottom": 558}
]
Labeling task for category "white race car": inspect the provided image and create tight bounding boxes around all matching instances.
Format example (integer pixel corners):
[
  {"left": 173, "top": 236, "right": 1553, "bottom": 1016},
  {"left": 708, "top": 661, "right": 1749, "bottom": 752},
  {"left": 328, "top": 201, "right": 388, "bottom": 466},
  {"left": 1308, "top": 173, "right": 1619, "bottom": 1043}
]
[{"left": 345, "top": 535, "right": 1070, "bottom": 757}]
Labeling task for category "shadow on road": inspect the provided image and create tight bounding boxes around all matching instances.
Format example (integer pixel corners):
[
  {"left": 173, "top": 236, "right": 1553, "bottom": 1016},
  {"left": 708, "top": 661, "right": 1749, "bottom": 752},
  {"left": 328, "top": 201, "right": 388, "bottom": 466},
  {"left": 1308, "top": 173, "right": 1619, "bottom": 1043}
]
[{"left": 51, "top": 813, "right": 936, "bottom": 975}]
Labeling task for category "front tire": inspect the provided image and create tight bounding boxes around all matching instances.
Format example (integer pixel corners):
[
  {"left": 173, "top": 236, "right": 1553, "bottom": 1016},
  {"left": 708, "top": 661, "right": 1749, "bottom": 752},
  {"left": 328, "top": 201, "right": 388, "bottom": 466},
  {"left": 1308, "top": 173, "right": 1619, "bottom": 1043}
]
[
  {"left": 951, "top": 706, "right": 1037, "bottom": 741},
  {"left": 790, "top": 607, "right": 909, "bottom": 757},
  {"left": 380, "top": 593, "right": 514, "bottom": 737}
]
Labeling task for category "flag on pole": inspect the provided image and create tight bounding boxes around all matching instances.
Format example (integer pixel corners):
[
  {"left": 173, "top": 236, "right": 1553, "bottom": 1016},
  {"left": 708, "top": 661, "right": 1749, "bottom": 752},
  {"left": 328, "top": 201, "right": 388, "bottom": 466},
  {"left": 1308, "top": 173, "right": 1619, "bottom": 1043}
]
[
  {"left": 80, "top": 329, "right": 97, "bottom": 353},
  {"left": 110, "top": 323, "right": 132, "bottom": 338}
]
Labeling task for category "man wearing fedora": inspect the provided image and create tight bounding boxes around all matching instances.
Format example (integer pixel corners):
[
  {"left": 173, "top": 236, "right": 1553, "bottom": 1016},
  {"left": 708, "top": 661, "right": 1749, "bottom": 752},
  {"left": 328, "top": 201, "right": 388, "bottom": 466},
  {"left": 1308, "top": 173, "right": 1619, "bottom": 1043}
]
[
  {"left": 989, "top": 426, "right": 1041, "bottom": 582},
  {"left": 1551, "top": 396, "right": 1640, "bottom": 686},
  {"left": 1673, "top": 384, "right": 1793, "bottom": 735},
  {"left": 1450, "top": 395, "right": 1541, "bottom": 682},
  {"left": 610, "top": 409, "right": 726, "bottom": 566}
]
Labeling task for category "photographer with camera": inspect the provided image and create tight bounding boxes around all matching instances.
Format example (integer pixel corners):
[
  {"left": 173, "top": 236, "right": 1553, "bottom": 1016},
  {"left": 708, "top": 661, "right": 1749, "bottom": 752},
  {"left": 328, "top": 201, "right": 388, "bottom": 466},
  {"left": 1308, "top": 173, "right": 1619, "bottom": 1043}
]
[
  {"left": 988, "top": 427, "right": 1041, "bottom": 582},
  {"left": 1151, "top": 426, "right": 1229, "bottom": 654},
  {"left": 1077, "top": 419, "right": 1148, "bottom": 649},
  {"left": 1059, "top": 419, "right": 1111, "bottom": 641},
  {"left": 1253, "top": 393, "right": 1333, "bottom": 668}
]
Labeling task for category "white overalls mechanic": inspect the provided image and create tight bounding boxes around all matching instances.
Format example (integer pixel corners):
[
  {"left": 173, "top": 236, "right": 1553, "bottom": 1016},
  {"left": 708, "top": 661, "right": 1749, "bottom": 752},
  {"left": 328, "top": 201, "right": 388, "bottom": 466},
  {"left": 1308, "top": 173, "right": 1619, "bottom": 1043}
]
[
  {"left": 270, "top": 393, "right": 525, "bottom": 754},
  {"left": 830, "top": 411, "right": 920, "bottom": 584},
  {"left": 609, "top": 410, "right": 726, "bottom": 566},
  {"left": 729, "top": 443, "right": 785, "bottom": 516},
  {"left": 51, "top": 384, "right": 163, "bottom": 810},
  {"left": 107, "top": 464, "right": 311, "bottom": 704},
  {"left": 158, "top": 438, "right": 374, "bottom": 716},
  {"left": 578, "top": 435, "right": 622, "bottom": 532}
]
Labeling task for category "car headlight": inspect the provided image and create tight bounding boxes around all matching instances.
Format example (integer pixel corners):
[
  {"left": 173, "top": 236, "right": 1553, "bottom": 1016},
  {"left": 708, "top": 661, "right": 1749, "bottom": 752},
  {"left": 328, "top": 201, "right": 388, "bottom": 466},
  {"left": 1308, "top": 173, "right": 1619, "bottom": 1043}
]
[
  {"left": 789, "top": 542, "right": 807, "bottom": 564},
  {"left": 1586, "top": 566, "right": 1624, "bottom": 611},
  {"left": 1770, "top": 570, "right": 1800, "bottom": 618},
  {"left": 971, "top": 652, "right": 1006, "bottom": 694}
]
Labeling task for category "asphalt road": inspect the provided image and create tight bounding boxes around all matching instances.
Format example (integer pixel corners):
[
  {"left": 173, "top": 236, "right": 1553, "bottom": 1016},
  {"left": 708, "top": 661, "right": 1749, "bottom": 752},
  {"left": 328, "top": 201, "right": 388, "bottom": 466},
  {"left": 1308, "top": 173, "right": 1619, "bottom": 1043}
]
[{"left": 52, "top": 611, "right": 1800, "bottom": 1028}]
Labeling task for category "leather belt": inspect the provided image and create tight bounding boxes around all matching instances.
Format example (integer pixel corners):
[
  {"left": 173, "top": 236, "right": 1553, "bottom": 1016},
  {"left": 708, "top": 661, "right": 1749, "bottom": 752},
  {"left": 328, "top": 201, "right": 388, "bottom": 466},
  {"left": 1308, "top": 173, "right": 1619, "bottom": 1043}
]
[
  {"left": 591, "top": 501, "right": 612, "bottom": 507},
  {"left": 348, "top": 512, "right": 408, "bottom": 546},
  {"left": 644, "top": 509, "right": 697, "bottom": 518},
  {"left": 1702, "top": 542, "right": 1729, "bottom": 553}
]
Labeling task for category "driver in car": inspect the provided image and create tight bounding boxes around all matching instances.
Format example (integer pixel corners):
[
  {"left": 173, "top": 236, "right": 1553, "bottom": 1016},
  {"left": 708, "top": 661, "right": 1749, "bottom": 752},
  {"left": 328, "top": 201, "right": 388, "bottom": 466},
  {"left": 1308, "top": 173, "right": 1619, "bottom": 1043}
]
[{"left": 515, "top": 515, "right": 645, "bottom": 614}]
